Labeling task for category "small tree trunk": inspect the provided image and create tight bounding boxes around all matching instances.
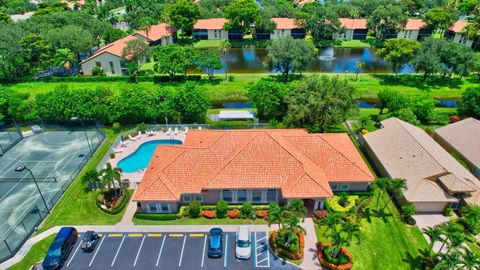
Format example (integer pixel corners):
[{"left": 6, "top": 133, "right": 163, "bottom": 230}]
[
  {"left": 381, "top": 195, "right": 393, "bottom": 213},
  {"left": 356, "top": 71, "right": 359, "bottom": 81},
  {"left": 375, "top": 192, "right": 382, "bottom": 215},
  {"left": 423, "top": 71, "right": 428, "bottom": 81}
]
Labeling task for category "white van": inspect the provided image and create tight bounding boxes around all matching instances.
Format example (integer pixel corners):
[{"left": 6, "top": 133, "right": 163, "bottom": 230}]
[{"left": 235, "top": 226, "right": 252, "bottom": 260}]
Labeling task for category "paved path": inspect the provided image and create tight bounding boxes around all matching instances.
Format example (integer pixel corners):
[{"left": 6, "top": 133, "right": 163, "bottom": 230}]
[
  {"left": 300, "top": 218, "right": 322, "bottom": 270},
  {"left": 118, "top": 193, "right": 138, "bottom": 226}
]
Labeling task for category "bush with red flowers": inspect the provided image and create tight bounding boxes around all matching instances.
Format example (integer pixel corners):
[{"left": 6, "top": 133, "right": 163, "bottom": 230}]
[
  {"left": 256, "top": 210, "right": 267, "bottom": 219},
  {"left": 317, "top": 242, "right": 353, "bottom": 270},
  {"left": 450, "top": 115, "right": 460, "bottom": 122},
  {"left": 228, "top": 209, "right": 240, "bottom": 219},
  {"left": 314, "top": 209, "right": 327, "bottom": 219},
  {"left": 202, "top": 210, "right": 216, "bottom": 219}
]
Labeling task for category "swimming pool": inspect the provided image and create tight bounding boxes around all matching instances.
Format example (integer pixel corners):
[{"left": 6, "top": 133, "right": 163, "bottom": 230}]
[{"left": 118, "top": 140, "right": 182, "bottom": 173}]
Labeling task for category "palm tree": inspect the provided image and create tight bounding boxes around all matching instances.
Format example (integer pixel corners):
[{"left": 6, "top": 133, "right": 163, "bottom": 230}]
[
  {"left": 81, "top": 169, "right": 100, "bottom": 191},
  {"left": 401, "top": 203, "right": 417, "bottom": 221},
  {"left": 99, "top": 162, "right": 122, "bottom": 197},
  {"left": 330, "top": 222, "right": 360, "bottom": 259},
  {"left": 138, "top": 16, "right": 155, "bottom": 41},
  {"left": 218, "top": 39, "right": 231, "bottom": 80},
  {"left": 423, "top": 226, "right": 443, "bottom": 252},
  {"left": 54, "top": 48, "right": 77, "bottom": 75},
  {"left": 459, "top": 205, "right": 480, "bottom": 234},
  {"left": 439, "top": 222, "right": 465, "bottom": 254},
  {"left": 459, "top": 246, "right": 480, "bottom": 269},
  {"left": 433, "top": 251, "right": 461, "bottom": 270},
  {"left": 285, "top": 198, "right": 307, "bottom": 221},
  {"left": 319, "top": 212, "right": 343, "bottom": 237},
  {"left": 380, "top": 178, "right": 407, "bottom": 213},
  {"left": 371, "top": 178, "right": 389, "bottom": 215},
  {"left": 267, "top": 202, "right": 284, "bottom": 231},
  {"left": 284, "top": 215, "right": 306, "bottom": 246},
  {"left": 354, "top": 61, "right": 366, "bottom": 81}
]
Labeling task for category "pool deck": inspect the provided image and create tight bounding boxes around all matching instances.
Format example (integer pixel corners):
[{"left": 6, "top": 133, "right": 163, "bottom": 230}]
[{"left": 110, "top": 131, "right": 187, "bottom": 187}]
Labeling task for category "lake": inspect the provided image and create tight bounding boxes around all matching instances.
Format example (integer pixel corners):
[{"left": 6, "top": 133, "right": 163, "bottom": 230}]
[{"left": 196, "top": 47, "right": 415, "bottom": 74}]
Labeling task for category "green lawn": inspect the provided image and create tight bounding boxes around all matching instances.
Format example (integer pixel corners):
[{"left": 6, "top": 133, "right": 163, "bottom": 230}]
[
  {"left": 37, "top": 128, "right": 129, "bottom": 234},
  {"left": 193, "top": 39, "right": 224, "bottom": 49},
  {"left": 7, "top": 73, "right": 475, "bottom": 103},
  {"left": 315, "top": 192, "right": 429, "bottom": 270},
  {"left": 132, "top": 217, "right": 268, "bottom": 225},
  {"left": 9, "top": 234, "right": 56, "bottom": 270},
  {"left": 336, "top": 40, "right": 372, "bottom": 48}
]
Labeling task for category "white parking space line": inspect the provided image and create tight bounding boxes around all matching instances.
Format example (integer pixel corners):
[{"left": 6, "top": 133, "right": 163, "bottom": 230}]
[
  {"left": 178, "top": 235, "right": 187, "bottom": 267},
  {"left": 264, "top": 237, "right": 270, "bottom": 268},
  {"left": 111, "top": 235, "right": 126, "bottom": 267},
  {"left": 156, "top": 236, "right": 166, "bottom": 267},
  {"left": 201, "top": 234, "right": 207, "bottom": 267},
  {"left": 89, "top": 236, "right": 105, "bottom": 267},
  {"left": 133, "top": 234, "right": 146, "bottom": 267},
  {"left": 255, "top": 232, "right": 270, "bottom": 268},
  {"left": 254, "top": 232, "right": 257, "bottom": 267},
  {"left": 224, "top": 234, "right": 229, "bottom": 267},
  {"left": 66, "top": 240, "right": 82, "bottom": 267}
]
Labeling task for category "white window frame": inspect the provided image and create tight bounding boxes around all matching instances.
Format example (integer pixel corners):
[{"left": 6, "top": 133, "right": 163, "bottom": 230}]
[
  {"left": 148, "top": 202, "right": 171, "bottom": 213},
  {"left": 330, "top": 183, "right": 339, "bottom": 191},
  {"left": 251, "top": 190, "right": 263, "bottom": 203},
  {"left": 266, "top": 189, "right": 278, "bottom": 202},
  {"left": 221, "top": 189, "right": 233, "bottom": 203},
  {"left": 237, "top": 189, "right": 248, "bottom": 203},
  {"left": 182, "top": 194, "right": 202, "bottom": 203}
]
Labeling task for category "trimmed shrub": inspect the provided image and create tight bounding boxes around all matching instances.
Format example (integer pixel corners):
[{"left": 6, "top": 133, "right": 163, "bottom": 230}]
[
  {"left": 112, "top": 122, "right": 122, "bottom": 133},
  {"left": 95, "top": 190, "right": 130, "bottom": 215},
  {"left": 443, "top": 207, "right": 453, "bottom": 217},
  {"left": 317, "top": 242, "right": 353, "bottom": 270},
  {"left": 269, "top": 229, "right": 305, "bottom": 260},
  {"left": 134, "top": 212, "right": 178, "bottom": 220},
  {"left": 338, "top": 192, "right": 349, "bottom": 207},
  {"left": 256, "top": 210, "right": 267, "bottom": 220},
  {"left": 228, "top": 209, "right": 240, "bottom": 219},
  {"left": 216, "top": 200, "right": 228, "bottom": 218},
  {"left": 326, "top": 195, "right": 359, "bottom": 213},
  {"left": 241, "top": 202, "right": 253, "bottom": 218},
  {"left": 136, "top": 122, "right": 148, "bottom": 133},
  {"left": 110, "top": 152, "right": 115, "bottom": 159},
  {"left": 188, "top": 200, "right": 202, "bottom": 218},
  {"left": 314, "top": 209, "right": 327, "bottom": 219},
  {"left": 130, "top": 130, "right": 138, "bottom": 138},
  {"left": 202, "top": 210, "right": 216, "bottom": 219},
  {"left": 228, "top": 75, "right": 235, "bottom": 82},
  {"left": 152, "top": 75, "right": 202, "bottom": 83},
  {"left": 91, "top": 66, "right": 104, "bottom": 76}
]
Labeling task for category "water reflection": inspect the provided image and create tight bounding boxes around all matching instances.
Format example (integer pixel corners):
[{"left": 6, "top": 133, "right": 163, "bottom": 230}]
[{"left": 205, "top": 47, "right": 415, "bottom": 74}]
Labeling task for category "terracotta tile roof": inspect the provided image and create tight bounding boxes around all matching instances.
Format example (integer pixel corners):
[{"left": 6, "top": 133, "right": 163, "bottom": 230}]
[
  {"left": 194, "top": 18, "right": 228, "bottom": 30},
  {"left": 339, "top": 18, "right": 367, "bottom": 30},
  {"left": 450, "top": 21, "right": 469, "bottom": 32},
  {"left": 272, "top": 18, "right": 300, "bottom": 30},
  {"left": 436, "top": 118, "right": 480, "bottom": 169},
  {"left": 363, "top": 118, "right": 479, "bottom": 204},
  {"left": 134, "top": 23, "right": 176, "bottom": 41},
  {"left": 80, "top": 35, "right": 141, "bottom": 64},
  {"left": 404, "top": 18, "right": 427, "bottom": 30},
  {"left": 133, "top": 129, "right": 374, "bottom": 202}
]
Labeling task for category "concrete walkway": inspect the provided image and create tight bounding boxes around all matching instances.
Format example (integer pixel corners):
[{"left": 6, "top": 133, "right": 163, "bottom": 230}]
[{"left": 300, "top": 218, "right": 322, "bottom": 270}]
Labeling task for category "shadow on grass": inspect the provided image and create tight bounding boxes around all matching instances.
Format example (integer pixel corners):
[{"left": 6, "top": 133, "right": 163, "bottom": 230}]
[
  {"left": 402, "top": 248, "right": 430, "bottom": 270},
  {"left": 370, "top": 74, "right": 467, "bottom": 91}
]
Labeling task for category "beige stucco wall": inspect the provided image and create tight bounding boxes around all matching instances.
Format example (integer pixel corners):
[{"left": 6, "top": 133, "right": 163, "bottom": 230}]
[
  {"left": 207, "top": 29, "right": 228, "bottom": 40},
  {"left": 397, "top": 30, "right": 420, "bottom": 40},
  {"left": 346, "top": 182, "right": 370, "bottom": 191},
  {"left": 453, "top": 33, "right": 473, "bottom": 48},
  {"left": 333, "top": 29, "right": 353, "bottom": 40},
  {"left": 271, "top": 29, "right": 292, "bottom": 40},
  {"left": 413, "top": 201, "right": 449, "bottom": 213},
  {"left": 140, "top": 201, "right": 179, "bottom": 213},
  {"left": 81, "top": 52, "right": 123, "bottom": 76}
]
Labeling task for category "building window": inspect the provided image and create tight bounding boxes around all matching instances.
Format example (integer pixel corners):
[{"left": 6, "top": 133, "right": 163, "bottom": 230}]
[
  {"left": 109, "top": 61, "right": 115, "bottom": 74},
  {"left": 95, "top": 62, "right": 101, "bottom": 67},
  {"left": 182, "top": 194, "right": 202, "bottom": 203},
  {"left": 148, "top": 203, "right": 157, "bottom": 212},
  {"left": 340, "top": 183, "right": 350, "bottom": 191},
  {"left": 331, "top": 183, "right": 338, "bottom": 191},
  {"left": 237, "top": 189, "right": 248, "bottom": 202},
  {"left": 160, "top": 203, "right": 170, "bottom": 212},
  {"left": 182, "top": 194, "right": 191, "bottom": 203},
  {"left": 266, "top": 189, "right": 277, "bottom": 202},
  {"left": 252, "top": 190, "right": 262, "bottom": 203},
  {"left": 222, "top": 190, "right": 233, "bottom": 202},
  {"left": 194, "top": 194, "right": 202, "bottom": 202}
]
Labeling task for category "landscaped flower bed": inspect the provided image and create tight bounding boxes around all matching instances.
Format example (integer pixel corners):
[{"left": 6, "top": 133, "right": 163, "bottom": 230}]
[
  {"left": 269, "top": 229, "right": 305, "bottom": 260},
  {"left": 202, "top": 210, "right": 216, "bottom": 219},
  {"left": 317, "top": 242, "right": 353, "bottom": 270},
  {"left": 326, "top": 195, "right": 359, "bottom": 212}
]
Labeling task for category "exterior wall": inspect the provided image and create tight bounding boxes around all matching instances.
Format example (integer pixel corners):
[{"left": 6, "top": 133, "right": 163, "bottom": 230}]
[
  {"left": 329, "top": 181, "right": 370, "bottom": 192},
  {"left": 271, "top": 29, "right": 292, "bottom": 40},
  {"left": 202, "top": 190, "right": 221, "bottom": 204},
  {"left": 140, "top": 201, "right": 179, "bottom": 213},
  {"left": 453, "top": 33, "right": 473, "bottom": 48},
  {"left": 334, "top": 29, "right": 353, "bottom": 40},
  {"left": 133, "top": 34, "right": 176, "bottom": 46},
  {"left": 208, "top": 29, "right": 228, "bottom": 40},
  {"left": 205, "top": 189, "right": 280, "bottom": 204},
  {"left": 397, "top": 30, "right": 420, "bottom": 40},
  {"left": 413, "top": 202, "right": 449, "bottom": 213},
  {"left": 81, "top": 53, "right": 124, "bottom": 76}
]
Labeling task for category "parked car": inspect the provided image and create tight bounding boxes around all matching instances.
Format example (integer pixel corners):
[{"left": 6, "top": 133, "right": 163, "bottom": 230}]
[
  {"left": 235, "top": 226, "right": 251, "bottom": 260},
  {"left": 81, "top": 231, "right": 99, "bottom": 252},
  {"left": 42, "top": 227, "right": 78, "bottom": 269},
  {"left": 207, "top": 228, "right": 223, "bottom": 258}
]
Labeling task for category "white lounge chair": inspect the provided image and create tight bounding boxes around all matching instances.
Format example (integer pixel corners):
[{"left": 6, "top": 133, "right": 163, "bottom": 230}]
[
  {"left": 146, "top": 130, "right": 154, "bottom": 136},
  {"left": 166, "top": 128, "right": 172, "bottom": 135},
  {"left": 174, "top": 127, "right": 179, "bottom": 135},
  {"left": 128, "top": 134, "right": 137, "bottom": 141},
  {"left": 198, "top": 126, "right": 202, "bottom": 130},
  {"left": 136, "top": 133, "right": 142, "bottom": 140},
  {"left": 184, "top": 127, "right": 189, "bottom": 134},
  {"left": 113, "top": 148, "right": 123, "bottom": 154},
  {"left": 120, "top": 141, "right": 128, "bottom": 147}
]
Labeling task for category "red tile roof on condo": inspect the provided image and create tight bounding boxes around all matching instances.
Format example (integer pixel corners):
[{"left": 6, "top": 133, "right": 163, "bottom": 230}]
[
  {"left": 194, "top": 18, "right": 229, "bottom": 30},
  {"left": 135, "top": 23, "right": 177, "bottom": 41},
  {"left": 404, "top": 18, "right": 427, "bottom": 30},
  {"left": 450, "top": 21, "right": 469, "bottom": 32},
  {"left": 339, "top": 18, "right": 367, "bottom": 30},
  {"left": 133, "top": 129, "right": 374, "bottom": 202},
  {"left": 80, "top": 35, "right": 141, "bottom": 64},
  {"left": 272, "top": 18, "right": 301, "bottom": 29}
]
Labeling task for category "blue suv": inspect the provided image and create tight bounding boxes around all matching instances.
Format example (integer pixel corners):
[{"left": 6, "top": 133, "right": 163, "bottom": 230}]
[
  {"left": 207, "top": 228, "right": 223, "bottom": 258},
  {"left": 42, "top": 227, "right": 78, "bottom": 269}
]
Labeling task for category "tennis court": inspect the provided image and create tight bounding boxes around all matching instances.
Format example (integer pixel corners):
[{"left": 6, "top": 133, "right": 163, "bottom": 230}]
[{"left": 0, "top": 130, "right": 104, "bottom": 262}]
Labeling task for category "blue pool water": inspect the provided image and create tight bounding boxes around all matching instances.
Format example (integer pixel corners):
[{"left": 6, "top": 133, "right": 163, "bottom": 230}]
[{"left": 118, "top": 140, "right": 182, "bottom": 173}]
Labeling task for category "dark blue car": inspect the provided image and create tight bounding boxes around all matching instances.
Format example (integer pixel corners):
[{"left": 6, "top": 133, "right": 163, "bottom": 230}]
[
  {"left": 42, "top": 227, "right": 78, "bottom": 269},
  {"left": 207, "top": 228, "right": 223, "bottom": 258}
]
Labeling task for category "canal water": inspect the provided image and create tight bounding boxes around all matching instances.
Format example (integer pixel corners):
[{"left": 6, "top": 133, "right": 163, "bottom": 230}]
[{"left": 196, "top": 47, "right": 415, "bottom": 74}]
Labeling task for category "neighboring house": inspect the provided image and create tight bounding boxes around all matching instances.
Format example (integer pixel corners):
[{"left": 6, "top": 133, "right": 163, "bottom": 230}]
[
  {"left": 10, "top": 11, "right": 33, "bottom": 22},
  {"left": 268, "top": 18, "right": 305, "bottom": 40},
  {"left": 335, "top": 18, "right": 368, "bottom": 40},
  {"left": 80, "top": 35, "right": 143, "bottom": 76},
  {"left": 133, "top": 23, "right": 177, "bottom": 46},
  {"left": 361, "top": 118, "right": 480, "bottom": 213},
  {"left": 193, "top": 18, "right": 229, "bottom": 40},
  {"left": 444, "top": 21, "right": 479, "bottom": 51},
  {"left": 396, "top": 18, "right": 432, "bottom": 40},
  {"left": 435, "top": 118, "right": 480, "bottom": 179},
  {"left": 133, "top": 129, "right": 374, "bottom": 214}
]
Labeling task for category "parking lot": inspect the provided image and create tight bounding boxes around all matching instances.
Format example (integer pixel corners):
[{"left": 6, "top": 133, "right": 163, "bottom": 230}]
[{"left": 64, "top": 231, "right": 300, "bottom": 270}]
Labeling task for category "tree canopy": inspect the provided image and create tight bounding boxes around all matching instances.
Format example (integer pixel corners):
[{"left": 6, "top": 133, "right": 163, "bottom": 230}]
[
  {"left": 223, "top": 0, "right": 260, "bottom": 34},
  {"left": 367, "top": 5, "right": 408, "bottom": 39},
  {"left": 376, "top": 38, "right": 420, "bottom": 75},
  {"left": 164, "top": 0, "right": 200, "bottom": 38}
]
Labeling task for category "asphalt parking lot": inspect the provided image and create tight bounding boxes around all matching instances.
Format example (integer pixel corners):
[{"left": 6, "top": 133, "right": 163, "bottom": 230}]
[{"left": 63, "top": 231, "right": 300, "bottom": 270}]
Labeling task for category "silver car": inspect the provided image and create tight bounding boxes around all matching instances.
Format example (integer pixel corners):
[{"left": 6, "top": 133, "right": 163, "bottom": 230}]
[{"left": 235, "top": 226, "right": 251, "bottom": 260}]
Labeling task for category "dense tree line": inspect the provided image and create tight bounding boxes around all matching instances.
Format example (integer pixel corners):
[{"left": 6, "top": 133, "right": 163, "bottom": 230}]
[{"left": 0, "top": 83, "right": 211, "bottom": 124}]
